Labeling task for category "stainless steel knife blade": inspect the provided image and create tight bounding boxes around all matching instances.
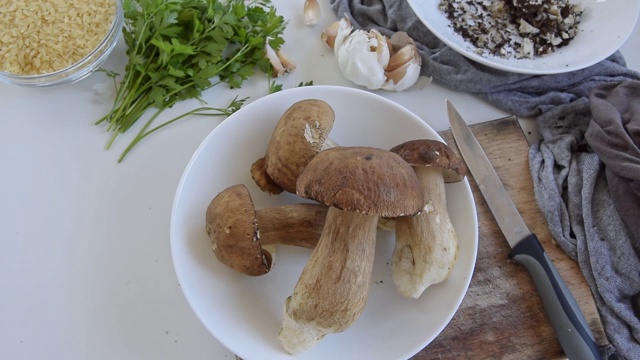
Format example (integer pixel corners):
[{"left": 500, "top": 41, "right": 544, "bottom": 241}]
[
  {"left": 448, "top": 113, "right": 529, "bottom": 248},
  {"left": 446, "top": 100, "right": 601, "bottom": 360}
]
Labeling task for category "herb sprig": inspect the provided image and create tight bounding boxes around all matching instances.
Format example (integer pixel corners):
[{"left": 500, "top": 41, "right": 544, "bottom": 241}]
[{"left": 97, "top": 0, "right": 286, "bottom": 162}]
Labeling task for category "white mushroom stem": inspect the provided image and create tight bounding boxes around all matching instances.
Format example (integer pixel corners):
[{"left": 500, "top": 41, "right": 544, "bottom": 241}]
[
  {"left": 392, "top": 165, "right": 459, "bottom": 299},
  {"left": 278, "top": 207, "right": 377, "bottom": 354}
]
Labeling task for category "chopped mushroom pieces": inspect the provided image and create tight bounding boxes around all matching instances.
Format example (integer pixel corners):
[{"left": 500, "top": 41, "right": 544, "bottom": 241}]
[
  {"left": 278, "top": 146, "right": 424, "bottom": 354},
  {"left": 389, "top": 139, "right": 467, "bottom": 299},
  {"left": 206, "top": 184, "right": 328, "bottom": 276},
  {"left": 439, "top": 0, "right": 583, "bottom": 59}
]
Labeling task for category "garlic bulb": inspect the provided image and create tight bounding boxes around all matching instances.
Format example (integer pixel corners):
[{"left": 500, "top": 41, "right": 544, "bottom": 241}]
[
  {"left": 333, "top": 18, "right": 389, "bottom": 90},
  {"left": 325, "top": 18, "right": 422, "bottom": 91}
]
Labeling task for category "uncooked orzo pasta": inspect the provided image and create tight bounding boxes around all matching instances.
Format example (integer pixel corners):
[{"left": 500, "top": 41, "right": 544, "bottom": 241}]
[{"left": 0, "top": 0, "right": 116, "bottom": 75}]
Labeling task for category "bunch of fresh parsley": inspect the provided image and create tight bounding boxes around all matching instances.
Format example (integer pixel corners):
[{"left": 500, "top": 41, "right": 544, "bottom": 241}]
[{"left": 97, "top": 0, "right": 287, "bottom": 162}]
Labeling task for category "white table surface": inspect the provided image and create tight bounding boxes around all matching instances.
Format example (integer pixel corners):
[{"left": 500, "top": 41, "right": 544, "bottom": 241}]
[{"left": 1, "top": 2, "right": 638, "bottom": 360}]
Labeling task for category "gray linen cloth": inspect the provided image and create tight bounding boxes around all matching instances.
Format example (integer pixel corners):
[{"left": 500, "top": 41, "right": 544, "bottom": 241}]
[{"left": 329, "top": 1, "right": 640, "bottom": 359}]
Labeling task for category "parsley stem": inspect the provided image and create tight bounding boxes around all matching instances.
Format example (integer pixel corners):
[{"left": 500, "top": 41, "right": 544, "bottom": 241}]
[{"left": 117, "top": 97, "right": 245, "bottom": 162}]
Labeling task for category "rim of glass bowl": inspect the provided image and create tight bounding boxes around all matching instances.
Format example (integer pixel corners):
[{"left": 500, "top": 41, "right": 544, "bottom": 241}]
[{"left": 0, "top": 0, "right": 124, "bottom": 87}]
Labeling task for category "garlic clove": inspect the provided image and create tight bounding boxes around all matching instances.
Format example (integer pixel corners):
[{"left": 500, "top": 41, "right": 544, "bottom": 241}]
[
  {"left": 382, "top": 58, "right": 421, "bottom": 91},
  {"left": 389, "top": 31, "right": 418, "bottom": 51},
  {"left": 386, "top": 44, "right": 419, "bottom": 72},
  {"left": 321, "top": 21, "right": 341, "bottom": 49},
  {"left": 382, "top": 34, "right": 422, "bottom": 91},
  {"left": 265, "top": 38, "right": 295, "bottom": 77},
  {"left": 303, "top": 0, "right": 321, "bottom": 26},
  {"left": 265, "top": 38, "right": 285, "bottom": 76},
  {"left": 385, "top": 61, "right": 410, "bottom": 84},
  {"left": 277, "top": 50, "right": 296, "bottom": 75}
]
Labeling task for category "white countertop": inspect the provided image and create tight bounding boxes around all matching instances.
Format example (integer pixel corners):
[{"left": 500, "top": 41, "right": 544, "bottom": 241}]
[{"left": 1, "top": 2, "right": 638, "bottom": 359}]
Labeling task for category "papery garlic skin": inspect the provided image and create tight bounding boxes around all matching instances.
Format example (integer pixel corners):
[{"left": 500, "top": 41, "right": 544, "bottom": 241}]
[
  {"left": 330, "top": 18, "right": 351, "bottom": 50},
  {"left": 333, "top": 19, "right": 390, "bottom": 90}
]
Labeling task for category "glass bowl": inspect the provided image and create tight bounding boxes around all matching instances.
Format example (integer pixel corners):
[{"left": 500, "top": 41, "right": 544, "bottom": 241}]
[{"left": 0, "top": 0, "right": 124, "bottom": 87}]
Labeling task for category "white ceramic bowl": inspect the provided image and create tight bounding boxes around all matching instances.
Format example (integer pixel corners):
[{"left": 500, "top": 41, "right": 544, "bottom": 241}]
[
  {"left": 407, "top": 0, "right": 640, "bottom": 74},
  {"left": 170, "top": 85, "right": 479, "bottom": 360}
]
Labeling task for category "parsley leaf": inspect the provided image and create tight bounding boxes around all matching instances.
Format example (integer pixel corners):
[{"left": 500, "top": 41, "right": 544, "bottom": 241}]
[{"left": 96, "top": 0, "right": 287, "bottom": 162}]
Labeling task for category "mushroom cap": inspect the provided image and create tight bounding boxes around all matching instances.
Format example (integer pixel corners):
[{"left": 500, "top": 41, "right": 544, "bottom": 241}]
[
  {"left": 296, "top": 146, "right": 424, "bottom": 217},
  {"left": 265, "top": 99, "right": 335, "bottom": 194},
  {"left": 250, "top": 157, "right": 284, "bottom": 195},
  {"left": 389, "top": 139, "right": 467, "bottom": 182},
  {"left": 205, "top": 184, "right": 272, "bottom": 276}
]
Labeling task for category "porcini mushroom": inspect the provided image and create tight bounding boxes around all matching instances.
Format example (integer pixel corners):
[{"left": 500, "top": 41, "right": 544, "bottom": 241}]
[
  {"left": 205, "top": 184, "right": 328, "bottom": 276},
  {"left": 251, "top": 99, "right": 337, "bottom": 195},
  {"left": 389, "top": 139, "right": 468, "bottom": 299},
  {"left": 278, "top": 146, "right": 424, "bottom": 354}
]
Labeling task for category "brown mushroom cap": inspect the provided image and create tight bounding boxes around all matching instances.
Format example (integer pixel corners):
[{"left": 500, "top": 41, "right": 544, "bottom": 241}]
[
  {"left": 389, "top": 139, "right": 467, "bottom": 182},
  {"left": 296, "top": 146, "right": 424, "bottom": 217},
  {"left": 264, "top": 99, "right": 336, "bottom": 194},
  {"left": 250, "top": 157, "right": 284, "bottom": 194},
  {"left": 205, "top": 184, "right": 271, "bottom": 276}
]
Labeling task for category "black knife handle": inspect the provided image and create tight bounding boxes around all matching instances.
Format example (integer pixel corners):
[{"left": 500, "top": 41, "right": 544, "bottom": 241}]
[{"left": 509, "top": 233, "right": 601, "bottom": 360}]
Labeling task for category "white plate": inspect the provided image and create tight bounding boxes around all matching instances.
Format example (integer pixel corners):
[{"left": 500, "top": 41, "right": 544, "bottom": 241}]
[
  {"left": 170, "top": 85, "right": 478, "bottom": 360},
  {"left": 407, "top": 0, "right": 640, "bottom": 74}
]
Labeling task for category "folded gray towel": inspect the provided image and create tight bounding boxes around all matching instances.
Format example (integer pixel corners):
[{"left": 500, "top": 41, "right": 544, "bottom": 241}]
[{"left": 329, "top": 1, "right": 640, "bottom": 359}]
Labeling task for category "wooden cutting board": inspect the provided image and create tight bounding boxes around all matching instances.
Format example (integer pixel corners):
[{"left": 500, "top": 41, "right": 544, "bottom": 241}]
[{"left": 411, "top": 117, "right": 608, "bottom": 360}]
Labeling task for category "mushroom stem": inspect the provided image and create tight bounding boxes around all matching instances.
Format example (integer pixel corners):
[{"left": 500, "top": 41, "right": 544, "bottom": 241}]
[
  {"left": 278, "top": 207, "right": 378, "bottom": 354},
  {"left": 392, "top": 165, "right": 459, "bottom": 299},
  {"left": 256, "top": 204, "right": 328, "bottom": 249}
]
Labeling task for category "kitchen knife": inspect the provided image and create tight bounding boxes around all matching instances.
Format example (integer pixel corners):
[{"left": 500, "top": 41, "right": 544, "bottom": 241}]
[{"left": 447, "top": 100, "right": 600, "bottom": 360}]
